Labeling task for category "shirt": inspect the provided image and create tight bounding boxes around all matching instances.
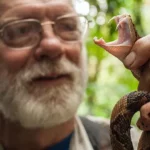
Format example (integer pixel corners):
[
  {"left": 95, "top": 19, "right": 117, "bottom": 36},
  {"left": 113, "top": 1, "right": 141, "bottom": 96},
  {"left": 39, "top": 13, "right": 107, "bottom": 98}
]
[{"left": 46, "top": 132, "right": 73, "bottom": 150}]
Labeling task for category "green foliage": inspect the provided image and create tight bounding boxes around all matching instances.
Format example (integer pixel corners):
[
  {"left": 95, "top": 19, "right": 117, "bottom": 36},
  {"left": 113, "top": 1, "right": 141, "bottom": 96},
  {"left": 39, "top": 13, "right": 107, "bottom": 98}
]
[{"left": 78, "top": 0, "right": 146, "bottom": 125}]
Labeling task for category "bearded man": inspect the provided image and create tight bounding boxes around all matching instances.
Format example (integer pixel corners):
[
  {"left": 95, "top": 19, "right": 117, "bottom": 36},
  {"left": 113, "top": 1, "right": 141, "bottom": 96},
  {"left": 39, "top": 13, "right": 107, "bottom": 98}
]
[{"left": 0, "top": 0, "right": 149, "bottom": 150}]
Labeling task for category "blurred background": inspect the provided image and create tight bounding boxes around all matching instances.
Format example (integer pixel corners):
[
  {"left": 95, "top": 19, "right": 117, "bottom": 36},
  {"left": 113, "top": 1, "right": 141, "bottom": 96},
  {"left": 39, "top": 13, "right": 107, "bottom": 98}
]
[{"left": 75, "top": 0, "right": 150, "bottom": 125}]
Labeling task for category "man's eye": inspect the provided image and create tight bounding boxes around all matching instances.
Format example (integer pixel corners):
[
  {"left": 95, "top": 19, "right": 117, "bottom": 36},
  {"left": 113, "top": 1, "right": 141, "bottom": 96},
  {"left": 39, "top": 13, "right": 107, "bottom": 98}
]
[
  {"left": 12, "top": 23, "right": 33, "bottom": 36},
  {"left": 4, "top": 23, "right": 32, "bottom": 41},
  {"left": 18, "top": 25, "right": 30, "bottom": 34},
  {"left": 60, "top": 23, "right": 77, "bottom": 31},
  {"left": 56, "top": 18, "right": 78, "bottom": 32}
]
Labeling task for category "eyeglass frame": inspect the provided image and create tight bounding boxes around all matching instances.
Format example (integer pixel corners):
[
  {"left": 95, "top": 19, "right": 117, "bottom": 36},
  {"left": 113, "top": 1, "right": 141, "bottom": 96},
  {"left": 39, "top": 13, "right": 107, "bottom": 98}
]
[{"left": 0, "top": 13, "right": 89, "bottom": 50}]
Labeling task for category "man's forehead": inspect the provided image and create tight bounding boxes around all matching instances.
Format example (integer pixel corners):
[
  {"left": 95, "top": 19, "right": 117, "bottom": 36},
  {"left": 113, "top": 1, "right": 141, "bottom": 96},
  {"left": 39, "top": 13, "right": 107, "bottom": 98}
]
[
  {"left": 0, "top": 0, "right": 71, "bottom": 5},
  {"left": 0, "top": 0, "right": 73, "bottom": 18},
  {"left": 0, "top": 0, "right": 72, "bottom": 12}
]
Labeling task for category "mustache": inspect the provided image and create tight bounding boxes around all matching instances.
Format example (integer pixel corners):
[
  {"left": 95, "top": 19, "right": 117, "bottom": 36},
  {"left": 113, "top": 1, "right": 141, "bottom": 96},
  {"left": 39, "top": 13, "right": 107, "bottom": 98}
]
[{"left": 17, "top": 58, "right": 80, "bottom": 83}]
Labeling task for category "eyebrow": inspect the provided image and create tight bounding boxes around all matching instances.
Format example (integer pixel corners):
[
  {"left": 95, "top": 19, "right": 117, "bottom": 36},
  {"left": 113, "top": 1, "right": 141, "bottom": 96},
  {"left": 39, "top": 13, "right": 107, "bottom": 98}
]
[
  {"left": 0, "top": 12, "right": 79, "bottom": 27},
  {"left": 0, "top": 17, "right": 21, "bottom": 27},
  {"left": 57, "top": 13, "right": 78, "bottom": 20},
  {"left": 0, "top": 4, "right": 44, "bottom": 26}
]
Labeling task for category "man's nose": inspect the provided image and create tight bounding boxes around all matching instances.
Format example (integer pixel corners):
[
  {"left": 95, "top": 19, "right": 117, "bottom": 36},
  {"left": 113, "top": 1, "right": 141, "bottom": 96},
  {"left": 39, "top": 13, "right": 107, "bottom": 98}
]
[{"left": 34, "top": 24, "right": 64, "bottom": 61}]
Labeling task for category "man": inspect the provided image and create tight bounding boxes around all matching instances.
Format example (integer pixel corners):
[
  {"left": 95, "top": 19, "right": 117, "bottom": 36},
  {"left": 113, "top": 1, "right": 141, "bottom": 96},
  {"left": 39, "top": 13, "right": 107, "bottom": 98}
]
[
  {"left": 0, "top": 0, "right": 89, "bottom": 149},
  {"left": 0, "top": 0, "right": 149, "bottom": 150}
]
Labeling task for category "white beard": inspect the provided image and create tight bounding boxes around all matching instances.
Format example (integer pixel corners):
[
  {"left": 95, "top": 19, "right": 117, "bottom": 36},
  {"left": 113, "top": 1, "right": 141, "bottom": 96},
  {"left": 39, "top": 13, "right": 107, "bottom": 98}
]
[{"left": 0, "top": 55, "right": 87, "bottom": 128}]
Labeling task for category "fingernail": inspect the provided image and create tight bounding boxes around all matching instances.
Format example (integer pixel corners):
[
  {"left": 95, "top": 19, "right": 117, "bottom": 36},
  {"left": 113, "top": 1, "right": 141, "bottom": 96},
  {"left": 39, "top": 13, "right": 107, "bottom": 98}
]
[{"left": 124, "top": 52, "right": 136, "bottom": 67}]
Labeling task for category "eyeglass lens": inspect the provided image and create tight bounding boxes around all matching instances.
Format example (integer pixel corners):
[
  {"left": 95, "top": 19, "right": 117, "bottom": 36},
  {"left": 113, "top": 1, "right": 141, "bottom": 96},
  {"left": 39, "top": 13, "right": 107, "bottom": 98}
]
[
  {"left": 2, "top": 20, "right": 41, "bottom": 48},
  {"left": 1, "top": 16, "right": 87, "bottom": 48}
]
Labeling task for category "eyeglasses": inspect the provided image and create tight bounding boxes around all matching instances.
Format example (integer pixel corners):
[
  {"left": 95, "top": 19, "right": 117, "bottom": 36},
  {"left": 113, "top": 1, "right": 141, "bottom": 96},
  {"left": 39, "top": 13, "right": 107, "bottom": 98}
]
[{"left": 0, "top": 14, "right": 88, "bottom": 49}]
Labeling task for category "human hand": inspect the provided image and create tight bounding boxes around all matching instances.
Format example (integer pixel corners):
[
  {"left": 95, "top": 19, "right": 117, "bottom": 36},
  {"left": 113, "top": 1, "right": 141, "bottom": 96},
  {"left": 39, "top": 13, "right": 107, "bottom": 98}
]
[
  {"left": 94, "top": 15, "right": 150, "bottom": 131},
  {"left": 123, "top": 34, "right": 150, "bottom": 70}
]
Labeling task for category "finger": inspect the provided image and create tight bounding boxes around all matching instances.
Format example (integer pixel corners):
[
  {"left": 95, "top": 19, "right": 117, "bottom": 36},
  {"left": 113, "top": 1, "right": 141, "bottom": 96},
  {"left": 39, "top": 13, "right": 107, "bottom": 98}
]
[
  {"left": 136, "top": 102, "right": 150, "bottom": 131},
  {"left": 136, "top": 117, "right": 150, "bottom": 131},
  {"left": 124, "top": 35, "right": 150, "bottom": 69},
  {"left": 140, "top": 102, "right": 150, "bottom": 119}
]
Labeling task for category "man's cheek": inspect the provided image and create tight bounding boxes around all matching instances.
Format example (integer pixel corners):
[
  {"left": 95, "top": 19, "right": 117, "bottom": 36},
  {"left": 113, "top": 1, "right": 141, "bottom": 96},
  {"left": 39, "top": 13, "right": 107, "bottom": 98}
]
[
  {"left": 0, "top": 50, "right": 30, "bottom": 72},
  {"left": 65, "top": 43, "right": 82, "bottom": 66}
]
